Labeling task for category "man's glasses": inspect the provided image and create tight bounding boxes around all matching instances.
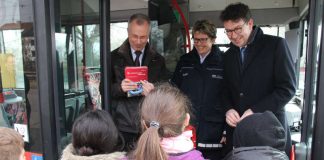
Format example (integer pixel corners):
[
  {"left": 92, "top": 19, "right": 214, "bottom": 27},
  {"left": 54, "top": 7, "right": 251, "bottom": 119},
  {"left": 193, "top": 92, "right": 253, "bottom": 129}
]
[
  {"left": 192, "top": 37, "right": 209, "bottom": 43},
  {"left": 224, "top": 21, "right": 247, "bottom": 36}
]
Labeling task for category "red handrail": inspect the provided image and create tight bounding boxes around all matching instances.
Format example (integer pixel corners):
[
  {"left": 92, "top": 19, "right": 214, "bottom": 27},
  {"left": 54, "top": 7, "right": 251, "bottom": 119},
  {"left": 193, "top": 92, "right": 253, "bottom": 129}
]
[
  {"left": 171, "top": 0, "right": 191, "bottom": 51},
  {"left": 290, "top": 145, "right": 295, "bottom": 160}
]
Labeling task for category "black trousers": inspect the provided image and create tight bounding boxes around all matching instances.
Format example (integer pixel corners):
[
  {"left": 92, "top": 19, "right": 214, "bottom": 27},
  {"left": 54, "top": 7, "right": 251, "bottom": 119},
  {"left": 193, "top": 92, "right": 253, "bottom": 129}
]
[{"left": 198, "top": 148, "right": 223, "bottom": 160}]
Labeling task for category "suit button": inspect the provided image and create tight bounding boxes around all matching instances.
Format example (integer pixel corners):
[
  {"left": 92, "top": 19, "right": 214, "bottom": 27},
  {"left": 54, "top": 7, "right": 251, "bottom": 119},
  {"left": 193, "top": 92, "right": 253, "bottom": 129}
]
[{"left": 240, "top": 93, "right": 244, "bottom": 97}]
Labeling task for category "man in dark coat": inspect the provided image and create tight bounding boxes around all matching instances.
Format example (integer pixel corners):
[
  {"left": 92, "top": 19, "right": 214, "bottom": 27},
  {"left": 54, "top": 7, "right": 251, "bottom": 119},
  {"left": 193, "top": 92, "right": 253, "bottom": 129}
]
[
  {"left": 223, "top": 111, "right": 289, "bottom": 160},
  {"left": 219, "top": 2, "right": 296, "bottom": 156},
  {"left": 171, "top": 20, "right": 225, "bottom": 160},
  {"left": 110, "top": 13, "right": 169, "bottom": 151}
]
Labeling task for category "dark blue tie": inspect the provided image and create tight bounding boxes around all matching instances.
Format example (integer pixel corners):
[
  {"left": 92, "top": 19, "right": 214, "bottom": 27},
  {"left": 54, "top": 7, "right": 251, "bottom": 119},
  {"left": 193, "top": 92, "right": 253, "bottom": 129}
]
[
  {"left": 240, "top": 47, "right": 246, "bottom": 64},
  {"left": 134, "top": 51, "right": 141, "bottom": 66}
]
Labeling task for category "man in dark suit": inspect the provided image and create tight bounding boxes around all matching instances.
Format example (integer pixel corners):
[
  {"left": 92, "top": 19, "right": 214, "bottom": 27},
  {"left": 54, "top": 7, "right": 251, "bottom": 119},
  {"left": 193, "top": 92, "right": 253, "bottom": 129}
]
[
  {"left": 219, "top": 2, "right": 296, "bottom": 157},
  {"left": 110, "top": 13, "right": 169, "bottom": 151}
]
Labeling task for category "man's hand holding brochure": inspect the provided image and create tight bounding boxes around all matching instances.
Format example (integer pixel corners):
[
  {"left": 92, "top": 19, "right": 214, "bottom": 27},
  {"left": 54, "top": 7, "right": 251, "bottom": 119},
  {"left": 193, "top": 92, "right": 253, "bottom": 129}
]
[{"left": 123, "top": 66, "right": 153, "bottom": 97}]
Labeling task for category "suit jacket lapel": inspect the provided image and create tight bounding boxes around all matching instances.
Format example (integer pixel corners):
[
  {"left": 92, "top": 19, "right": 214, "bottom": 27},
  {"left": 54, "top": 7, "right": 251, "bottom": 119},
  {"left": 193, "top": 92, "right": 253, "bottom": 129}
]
[
  {"left": 242, "top": 27, "right": 263, "bottom": 71},
  {"left": 232, "top": 47, "right": 244, "bottom": 74},
  {"left": 242, "top": 47, "right": 255, "bottom": 70},
  {"left": 142, "top": 44, "right": 153, "bottom": 66},
  {"left": 117, "top": 39, "right": 136, "bottom": 65}
]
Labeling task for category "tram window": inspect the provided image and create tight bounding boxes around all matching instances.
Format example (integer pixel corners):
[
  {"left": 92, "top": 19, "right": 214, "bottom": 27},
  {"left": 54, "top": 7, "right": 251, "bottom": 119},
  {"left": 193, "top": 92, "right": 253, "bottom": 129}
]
[
  {"left": 75, "top": 25, "right": 100, "bottom": 68},
  {"left": 216, "top": 28, "right": 231, "bottom": 45},
  {"left": 59, "top": 24, "right": 101, "bottom": 92},
  {"left": 298, "top": 21, "right": 308, "bottom": 91},
  {"left": 216, "top": 28, "right": 231, "bottom": 52},
  {"left": 110, "top": 22, "right": 128, "bottom": 51},
  {"left": 189, "top": 26, "right": 286, "bottom": 53},
  {"left": 260, "top": 26, "right": 286, "bottom": 38},
  {"left": 76, "top": 26, "right": 100, "bottom": 64},
  {"left": 2, "top": 30, "right": 25, "bottom": 88},
  {"left": 0, "top": 27, "right": 42, "bottom": 154}
]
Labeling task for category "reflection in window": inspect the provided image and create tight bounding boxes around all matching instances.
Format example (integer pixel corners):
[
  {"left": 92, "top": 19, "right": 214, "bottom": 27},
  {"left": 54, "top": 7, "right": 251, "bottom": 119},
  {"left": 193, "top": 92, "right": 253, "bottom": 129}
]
[
  {"left": 56, "top": 0, "right": 102, "bottom": 152},
  {"left": 2, "top": 30, "right": 24, "bottom": 88},
  {"left": 59, "top": 25, "right": 101, "bottom": 92},
  {"left": 0, "top": 0, "right": 42, "bottom": 154}
]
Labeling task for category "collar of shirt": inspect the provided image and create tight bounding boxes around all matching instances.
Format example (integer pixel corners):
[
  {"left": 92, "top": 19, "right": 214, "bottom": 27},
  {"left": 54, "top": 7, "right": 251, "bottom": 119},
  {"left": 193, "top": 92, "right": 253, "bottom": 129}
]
[
  {"left": 240, "top": 45, "right": 247, "bottom": 50},
  {"left": 199, "top": 50, "right": 211, "bottom": 64},
  {"left": 131, "top": 47, "right": 145, "bottom": 65}
]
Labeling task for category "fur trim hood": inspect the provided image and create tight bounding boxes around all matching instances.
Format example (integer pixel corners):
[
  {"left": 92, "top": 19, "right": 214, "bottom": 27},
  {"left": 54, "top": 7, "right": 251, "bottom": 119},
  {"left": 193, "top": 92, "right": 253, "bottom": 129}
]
[{"left": 61, "top": 144, "right": 126, "bottom": 160}]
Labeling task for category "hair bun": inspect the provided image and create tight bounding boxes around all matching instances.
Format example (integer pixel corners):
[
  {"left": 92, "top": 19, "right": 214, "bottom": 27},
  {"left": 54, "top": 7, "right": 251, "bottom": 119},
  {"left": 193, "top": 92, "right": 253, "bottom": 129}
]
[{"left": 78, "top": 146, "right": 95, "bottom": 156}]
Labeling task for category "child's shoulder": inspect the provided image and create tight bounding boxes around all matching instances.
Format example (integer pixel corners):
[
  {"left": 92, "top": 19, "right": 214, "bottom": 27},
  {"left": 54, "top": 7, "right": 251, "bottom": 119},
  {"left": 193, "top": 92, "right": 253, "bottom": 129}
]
[{"left": 168, "top": 149, "right": 204, "bottom": 160}]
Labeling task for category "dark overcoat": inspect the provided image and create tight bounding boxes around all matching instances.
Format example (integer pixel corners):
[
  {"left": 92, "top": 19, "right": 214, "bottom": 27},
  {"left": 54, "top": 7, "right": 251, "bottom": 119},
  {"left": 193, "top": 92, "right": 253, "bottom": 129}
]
[
  {"left": 111, "top": 39, "right": 169, "bottom": 134},
  {"left": 223, "top": 27, "right": 296, "bottom": 155}
]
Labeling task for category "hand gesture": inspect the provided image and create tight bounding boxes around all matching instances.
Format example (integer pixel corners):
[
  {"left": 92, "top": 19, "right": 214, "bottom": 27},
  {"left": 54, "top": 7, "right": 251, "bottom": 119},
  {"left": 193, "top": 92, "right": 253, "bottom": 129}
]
[
  {"left": 226, "top": 109, "right": 240, "bottom": 127},
  {"left": 239, "top": 108, "right": 254, "bottom": 121},
  {"left": 121, "top": 79, "right": 138, "bottom": 92},
  {"left": 141, "top": 80, "right": 154, "bottom": 96}
]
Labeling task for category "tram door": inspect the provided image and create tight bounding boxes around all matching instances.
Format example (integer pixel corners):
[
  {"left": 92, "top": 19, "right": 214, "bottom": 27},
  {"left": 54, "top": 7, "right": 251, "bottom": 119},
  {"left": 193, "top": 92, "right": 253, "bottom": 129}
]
[
  {"left": 53, "top": 0, "right": 102, "bottom": 150},
  {"left": 52, "top": 0, "right": 189, "bottom": 152},
  {"left": 295, "top": 0, "right": 324, "bottom": 159}
]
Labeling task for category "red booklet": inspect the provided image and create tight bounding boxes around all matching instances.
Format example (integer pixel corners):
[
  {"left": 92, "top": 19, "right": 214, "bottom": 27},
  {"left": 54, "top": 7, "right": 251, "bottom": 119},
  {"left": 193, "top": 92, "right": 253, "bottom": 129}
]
[
  {"left": 124, "top": 66, "right": 148, "bottom": 97},
  {"left": 124, "top": 66, "right": 148, "bottom": 82}
]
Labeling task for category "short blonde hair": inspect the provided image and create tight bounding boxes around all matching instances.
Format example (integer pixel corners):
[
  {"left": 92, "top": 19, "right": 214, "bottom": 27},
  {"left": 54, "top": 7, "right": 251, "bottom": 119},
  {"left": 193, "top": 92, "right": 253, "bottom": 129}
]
[{"left": 0, "top": 127, "right": 24, "bottom": 160}]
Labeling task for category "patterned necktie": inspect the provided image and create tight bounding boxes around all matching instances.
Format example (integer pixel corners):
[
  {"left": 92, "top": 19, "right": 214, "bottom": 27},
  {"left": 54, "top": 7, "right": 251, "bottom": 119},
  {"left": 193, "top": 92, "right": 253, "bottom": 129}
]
[
  {"left": 240, "top": 47, "right": 246, "bottom": 64},
  {"left": 134, "top": 51, "right": 141, "bottom": 66}
]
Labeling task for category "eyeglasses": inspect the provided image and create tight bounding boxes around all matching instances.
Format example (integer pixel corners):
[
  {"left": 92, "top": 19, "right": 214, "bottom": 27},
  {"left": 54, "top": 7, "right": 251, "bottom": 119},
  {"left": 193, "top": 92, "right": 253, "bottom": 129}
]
[
  {"left": 224, "top": 21, "right": 247, "bottom": 36},
  {"left": 192, "top": 37, "right": 209, "bottom": 43}
]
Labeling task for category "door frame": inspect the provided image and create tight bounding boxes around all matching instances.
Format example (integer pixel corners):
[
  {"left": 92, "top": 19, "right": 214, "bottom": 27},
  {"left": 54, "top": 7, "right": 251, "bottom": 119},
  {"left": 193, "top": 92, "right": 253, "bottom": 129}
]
[{"left": 33, "top": 0, "right": 111, "bottom": 159}]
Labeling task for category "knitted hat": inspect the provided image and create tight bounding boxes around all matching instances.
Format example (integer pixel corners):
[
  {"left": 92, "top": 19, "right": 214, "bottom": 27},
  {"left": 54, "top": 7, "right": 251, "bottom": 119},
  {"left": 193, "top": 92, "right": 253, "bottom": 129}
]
[{"left": 233, "top": 111, "right": 286, "bottom": 151}]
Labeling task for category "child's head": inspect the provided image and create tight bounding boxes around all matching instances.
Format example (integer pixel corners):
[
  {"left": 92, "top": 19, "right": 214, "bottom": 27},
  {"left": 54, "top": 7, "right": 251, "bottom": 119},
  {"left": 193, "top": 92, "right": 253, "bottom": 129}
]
[
  {"left": 233, "top": 111, "right": 286, "bottom": 151},
  {"left": 134, "top": 83, "right": 191, "bottom": 160},
  {"left": 0, "top": 127, "right": 25, "bottom": 160},
  {"left": 72, "top": 109, "right": 123, "bottom": 156}
]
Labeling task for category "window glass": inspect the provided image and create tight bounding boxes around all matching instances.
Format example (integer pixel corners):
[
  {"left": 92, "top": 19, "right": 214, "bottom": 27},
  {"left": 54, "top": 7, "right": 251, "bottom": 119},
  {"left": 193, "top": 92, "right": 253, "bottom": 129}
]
[
  {"left": 0, "top": 0, "right": 43, "bottom": 157},
  {"left": 216, "top": 28, "right": 230, "bottom": 45},
  {"left": 305, "top": 0, "right": 323, "bottom": 157},
  {"left": 55, "top": 0, "right": 101, "bottom": 151},
  {"left": 261, "top": 26, "right": 286, "bottom": 38},
  {"left": 111, "top": 22, "right": 128, "bottom": 51},
  {"left": 110, "top": 20, "right": 186, "bottom": 74},
  {"left": 212, "top": 26, "right": 286, "bottom": 53}
]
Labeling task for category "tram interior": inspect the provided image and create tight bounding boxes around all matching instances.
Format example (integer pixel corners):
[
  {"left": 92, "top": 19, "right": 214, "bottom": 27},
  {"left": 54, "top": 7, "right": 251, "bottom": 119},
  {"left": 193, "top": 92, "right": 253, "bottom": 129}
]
[{"left": 0, "top": 0, "right": 310, "bottom": 157}]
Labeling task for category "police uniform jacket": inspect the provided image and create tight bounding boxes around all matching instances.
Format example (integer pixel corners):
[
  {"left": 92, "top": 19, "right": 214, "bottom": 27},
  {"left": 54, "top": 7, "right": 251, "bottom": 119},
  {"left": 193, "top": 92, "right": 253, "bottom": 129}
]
[{"left": 171, "top": 45, "right": 225, "bottom": 146}]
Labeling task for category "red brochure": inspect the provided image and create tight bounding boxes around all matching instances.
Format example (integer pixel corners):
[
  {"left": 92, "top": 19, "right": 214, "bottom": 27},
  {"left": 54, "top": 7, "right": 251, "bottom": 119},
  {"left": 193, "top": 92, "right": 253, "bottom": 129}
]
[
  {"left": 124, "top": 66, "right": 148, "bottom": 97},
  {"left": 124, "top": 66, "right": 148, "bottom": 82}
]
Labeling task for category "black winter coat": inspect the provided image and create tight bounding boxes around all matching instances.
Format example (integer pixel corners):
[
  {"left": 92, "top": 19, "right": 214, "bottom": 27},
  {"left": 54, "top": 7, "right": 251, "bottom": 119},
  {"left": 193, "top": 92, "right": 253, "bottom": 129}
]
[
  {"left": 171, "top": 45, "right": 225, "bottom": 145},
  {"left": 111, "top": 39, "right": 169, "bottom": 133},
  {"left": 222, "top": 27, "right": 296, "bottom": 155}
]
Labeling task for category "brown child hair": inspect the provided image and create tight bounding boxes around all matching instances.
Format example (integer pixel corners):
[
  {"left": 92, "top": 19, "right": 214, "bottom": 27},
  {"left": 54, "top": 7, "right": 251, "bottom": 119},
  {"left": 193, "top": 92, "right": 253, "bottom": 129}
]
[{"left": 132, "top": 83, "right": 191, "bottom": 160}]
